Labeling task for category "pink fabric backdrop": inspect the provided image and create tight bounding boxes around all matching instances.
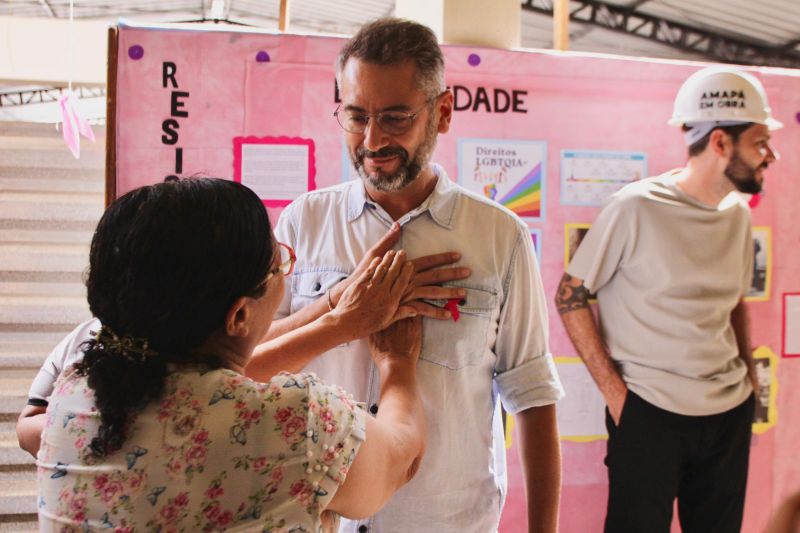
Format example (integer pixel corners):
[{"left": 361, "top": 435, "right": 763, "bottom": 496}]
[{"left": 115, "top": 23, "right": 800, "bottom": 532}]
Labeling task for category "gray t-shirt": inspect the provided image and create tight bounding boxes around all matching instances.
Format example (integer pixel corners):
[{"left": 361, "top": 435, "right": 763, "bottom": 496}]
[{"left": 567, "top": 172, "right": 754, "bottom": 416}]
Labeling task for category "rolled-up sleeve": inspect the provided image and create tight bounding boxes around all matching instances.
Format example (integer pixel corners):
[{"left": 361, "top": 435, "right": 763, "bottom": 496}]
[{"left": 494, "top": 224, "right": 564, "bottom": 414}]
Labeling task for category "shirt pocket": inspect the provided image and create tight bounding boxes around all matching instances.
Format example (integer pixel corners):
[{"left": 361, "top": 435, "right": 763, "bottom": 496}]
[
  {"left": 290, "top": 268, "right": 350, "bottom": 314},
  {"left": 420, "top": 284, "right": 497, "bottom": 370}
]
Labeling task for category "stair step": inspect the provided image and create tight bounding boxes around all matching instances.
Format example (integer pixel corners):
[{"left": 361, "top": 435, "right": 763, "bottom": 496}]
[
  {"left": 0, "top": 369, "right": 37, "bottom": 392},
  {"left": 0, "top": 228, "right": 93, "bottom": 245},
  {"left": 0, "top": 176, "right": 104, "bottom": 194},
  {"left": 0, "top": 147, "right": 104, "bottom": 170},
  {"left": 0, "top": 272, "right": 84, "bottom": 284},
  {"left": 0, "top": 369, "right": 35, "bottom": 416},
  {"left": 0, "top": 201, "right": 103, "bottom": 223},
  {"left": 0, "top": 219, "right": 97, "bottom": 233},
  {"left": 0, "top": 252, "right": 89, "bottom": 273},
  {"left": 0, "top": 282, "right": 86, "bottom": 298},
  {"left": 0, "top": 328, "right": 80, "bottom": 369},
  {"left": 0, "top": 243, "right": 89, "bottom": 256},
  {"left": 0, "top": 135, "right": 104, "bottom": 152},
  {"left": 0, "top": 353, "right": 48, "bottom": 371},
  {"left": 0, "top": 325, "right": 80, "bottom": 336},
  {"left": 0, "top": 420, "right": 17, "bottom": 437},
  {"left": 0, "top": 472, "right": 38, "bottom": 515},
  {"left": 0, "top": 166, "right": 104, "bottom": 183},
  {"left": 0, "top": 301, "right": 91, "bottom": 326},
  {"left": 0, "top": 121, "right": 104, "bottom": 138},
  {"left": 0, "top": 191, "right": 102, "bottom": 206},
  {"left": 0, "top": 435, "right": 35, "bottom": 469},
  {"left": 0, "top": 518, "right": 39, "bottom": 532}
]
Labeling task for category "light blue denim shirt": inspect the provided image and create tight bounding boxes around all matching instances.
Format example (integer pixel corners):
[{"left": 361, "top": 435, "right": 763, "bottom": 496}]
[{"left": 274, "top": 164, "right": 564, "bottom": 533}]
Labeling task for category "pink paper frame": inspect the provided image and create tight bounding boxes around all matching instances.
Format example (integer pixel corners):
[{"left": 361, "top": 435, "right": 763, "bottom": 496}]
[
  {"left": 782, "top": 292, "right": 800, "bottom": 358},
  {"left": 233, "top": 136, "right": 317, "bottom": 208}
]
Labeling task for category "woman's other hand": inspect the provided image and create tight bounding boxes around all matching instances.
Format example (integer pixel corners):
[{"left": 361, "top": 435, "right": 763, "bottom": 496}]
[{"left": 368, "top": 316, "right": 422, "bottom": 369}]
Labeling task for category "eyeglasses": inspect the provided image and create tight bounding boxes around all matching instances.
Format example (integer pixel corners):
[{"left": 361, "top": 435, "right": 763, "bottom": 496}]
[
  {"left": 266, "top": 242, "right": 296, "bottom": 281},
  {"left": 333, "top": 92, "right": 445, "bottom": 136}
]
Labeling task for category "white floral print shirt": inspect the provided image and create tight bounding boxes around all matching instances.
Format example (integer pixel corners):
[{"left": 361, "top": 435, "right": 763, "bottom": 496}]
[{"left": 37, "top": 367, "right": 366, "bottom": 532}]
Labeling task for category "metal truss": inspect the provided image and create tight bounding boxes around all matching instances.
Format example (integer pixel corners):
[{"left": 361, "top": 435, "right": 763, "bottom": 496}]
[
  {"left": 522, "top": 0, "right": 800, "bottom": 68},
  {"left": 0, "top": 87, "right": 106, "bottom": 107}
]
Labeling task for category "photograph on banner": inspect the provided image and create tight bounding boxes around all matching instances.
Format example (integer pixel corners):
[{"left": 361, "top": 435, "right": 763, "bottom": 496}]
[
  {"left": 560, "top": 150, "right": 647, "bottom": 206},
  {"left": 752, "top": 346, "right": 778, "bottom": 434},
  {"left": 233, "top": 136, "right": 316, "bottom": 207},
  {"left": 783, "top": 293, "right": 800, "bottom": 358},
  {"left": 554, "top": 357, "right": 607, "bottom": 441},
  {"left": 457, "top": 138, "right": 546, "bottom": 222},
  {"left": 530, "top": 229, "right": 542, "bottom": 265},
  {"left": 746, "top": 226, "right": 771, "bottom": 301}
]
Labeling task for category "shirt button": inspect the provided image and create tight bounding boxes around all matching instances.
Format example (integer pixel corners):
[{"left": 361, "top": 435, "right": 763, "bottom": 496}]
[
  {"left": 313, "top": 282, "right": 322, "bottom": 291},
  {"left": 369, "top": 404, "right": 378, "bottom": 415},
  {"left": 358, "top": 526, "right": 368, "bottom": 533}
]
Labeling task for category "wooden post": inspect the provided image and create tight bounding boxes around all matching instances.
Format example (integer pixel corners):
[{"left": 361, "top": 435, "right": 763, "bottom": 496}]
[
  {"left": 278, "top": 0, "right": 290, "bottom": 32},
  {"left": 104, "top": 26, "right": 118, "bottom": 206},
  {"left": 553, "top": 0, "right": 569, "bottom": 51}
]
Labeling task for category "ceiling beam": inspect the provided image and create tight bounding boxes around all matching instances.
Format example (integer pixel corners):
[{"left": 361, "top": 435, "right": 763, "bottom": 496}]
[
  {"left": 521, "top": 0, "right": 800, "bottom": 68},
  {"left": 0, "top": 86, "right": 105, "bottom": 108}
]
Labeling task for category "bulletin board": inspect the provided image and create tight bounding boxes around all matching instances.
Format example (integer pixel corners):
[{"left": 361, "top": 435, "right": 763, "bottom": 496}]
[{"left": 109, "top": 20, "right": 800, "bottom": 533}]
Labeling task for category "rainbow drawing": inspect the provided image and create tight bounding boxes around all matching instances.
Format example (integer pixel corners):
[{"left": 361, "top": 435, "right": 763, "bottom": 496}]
[{"left": 497, "top": 163, "right": 542, "bottom": 218}]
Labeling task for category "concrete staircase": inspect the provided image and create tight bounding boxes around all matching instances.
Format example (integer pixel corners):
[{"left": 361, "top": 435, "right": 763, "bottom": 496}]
[{"left": 0, "top": 122, "right": 104, "bottom": 531}]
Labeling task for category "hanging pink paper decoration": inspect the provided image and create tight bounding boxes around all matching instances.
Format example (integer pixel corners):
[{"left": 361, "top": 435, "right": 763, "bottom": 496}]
[
  {"left": 57, "top": 0, "right": 95, "bottom": 159},
  {"left": 59, "top": 91, "right": 95, "bottom": 159}
]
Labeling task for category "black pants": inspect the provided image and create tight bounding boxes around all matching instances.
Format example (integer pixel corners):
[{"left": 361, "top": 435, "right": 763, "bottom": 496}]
[{"left": 604, "top": 391, "right": 755, "bottom": 533}]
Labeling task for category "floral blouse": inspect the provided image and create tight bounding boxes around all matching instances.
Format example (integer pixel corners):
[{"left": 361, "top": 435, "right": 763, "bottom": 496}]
[{"left": 37, "top": 366, "right": 366, "bottom": 532}]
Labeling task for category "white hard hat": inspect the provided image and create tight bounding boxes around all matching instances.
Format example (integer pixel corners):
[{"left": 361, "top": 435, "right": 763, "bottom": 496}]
[{"left": 668, "top": 66, "right": 783, "bottom": 130}]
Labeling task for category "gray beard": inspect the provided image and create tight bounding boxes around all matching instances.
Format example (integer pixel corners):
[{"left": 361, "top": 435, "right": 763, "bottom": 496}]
[{"left": 352, "top": 114, "right": 438, "bottom": 192}]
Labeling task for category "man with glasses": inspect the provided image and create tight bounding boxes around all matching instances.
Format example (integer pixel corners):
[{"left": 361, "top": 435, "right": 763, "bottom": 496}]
[
  {"left": 254, "top": 18, "right": 564, "bottom": 533},
  {"left": 556, "top": 66, "right": 781, "bottom": 532}
]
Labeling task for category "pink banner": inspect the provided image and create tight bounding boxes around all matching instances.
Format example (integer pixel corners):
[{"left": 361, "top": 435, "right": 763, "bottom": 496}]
[{"left": 115, "top": 22, "right": 800, "bottom": 532}]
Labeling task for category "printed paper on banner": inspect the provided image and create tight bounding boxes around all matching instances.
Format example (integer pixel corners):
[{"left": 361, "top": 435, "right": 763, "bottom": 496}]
[
  {"left": 458, "top": 138, "right": 546, "bottom": 222},
  {"left": 783, "top": 293, "right": 800, "bottom": 357},
  {"left": 560, "top": 150, "right": 646, "bottom": 206},
  {"left": 554, "top": 357, "right": 607, "bottom": 441},
  {"left": 233, "top": 136, "right": 316, "bottom": 208}
]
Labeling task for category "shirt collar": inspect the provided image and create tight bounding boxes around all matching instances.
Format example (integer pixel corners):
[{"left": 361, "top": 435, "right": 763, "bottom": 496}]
[{"left": 345, "top": 163, "right": 459, "bottom": 229}]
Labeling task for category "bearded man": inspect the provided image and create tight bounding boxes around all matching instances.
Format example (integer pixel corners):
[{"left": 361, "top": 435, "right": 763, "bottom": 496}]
[
  {"left": 249, "top": 17, "right": 564, "bottom": 533},
  {"left": 556, "top": 66, "right": 781, "bottom": 533}
]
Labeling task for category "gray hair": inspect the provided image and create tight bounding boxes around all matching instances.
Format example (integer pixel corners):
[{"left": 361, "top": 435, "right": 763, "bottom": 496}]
[{"left": 336, "top": 18, "right": 446, "bottom": 100}]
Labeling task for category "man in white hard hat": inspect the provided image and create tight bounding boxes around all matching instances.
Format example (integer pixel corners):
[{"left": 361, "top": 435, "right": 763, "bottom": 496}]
[{"left": 555, "top": 66, "right": 781, "bottom": 532}]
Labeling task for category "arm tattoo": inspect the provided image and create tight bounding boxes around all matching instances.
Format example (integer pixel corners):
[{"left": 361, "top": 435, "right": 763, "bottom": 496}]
[{"left": 555, "top": 273, "right": 591, "bottom": 315}]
